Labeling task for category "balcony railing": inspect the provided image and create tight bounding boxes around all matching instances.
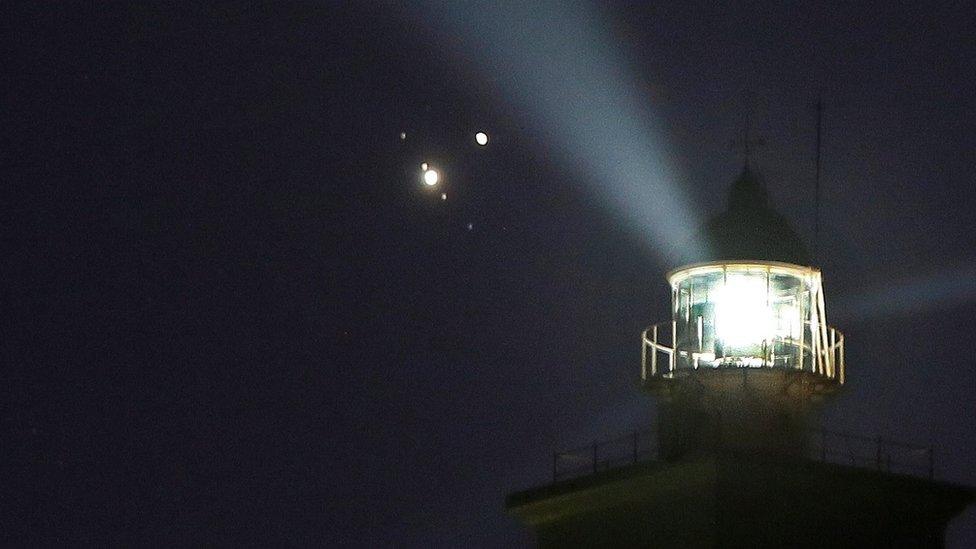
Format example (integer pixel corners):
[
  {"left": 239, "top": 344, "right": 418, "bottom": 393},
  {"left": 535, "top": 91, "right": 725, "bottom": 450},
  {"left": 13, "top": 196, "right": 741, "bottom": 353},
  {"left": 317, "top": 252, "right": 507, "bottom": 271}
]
[
  {"left": 641, "top": 321, "right": 845, "bottom": 384},
  {"left": 551, "top": 426, "right": 934, "bottom": 483},
  {"left": 553, "top": 429, "right": 659, "bottom": 482}
]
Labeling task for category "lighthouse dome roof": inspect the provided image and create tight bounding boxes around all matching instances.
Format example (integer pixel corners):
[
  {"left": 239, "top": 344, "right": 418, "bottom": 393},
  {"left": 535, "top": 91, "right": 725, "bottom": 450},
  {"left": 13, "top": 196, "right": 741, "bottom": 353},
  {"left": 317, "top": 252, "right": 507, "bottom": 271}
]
[{"left": 680, "top": 164, "right": 810, "bottom": 266}]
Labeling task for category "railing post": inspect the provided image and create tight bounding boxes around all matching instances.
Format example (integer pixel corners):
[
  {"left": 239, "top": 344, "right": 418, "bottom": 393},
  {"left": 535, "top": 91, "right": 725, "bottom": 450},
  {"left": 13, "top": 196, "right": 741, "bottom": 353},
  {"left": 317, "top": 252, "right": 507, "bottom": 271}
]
[
  {"left": 593, "top": 443, "right": 599, "bottom": 474},
  {"left": 830, "top": 329, "right": 837, "bottom": 378},
  {"left": 817, "top": 281, "right": 830, "bottom": 377},
  {"left": 840, "top": 339, "right": 847, "bottom": 385},
  {"left": 651, "top": 325, "right": 658, "bottom": 376},
  {"left": 641, "top": 330, "right": 647, "bottom": 381},
  {"left": 840, "top": 338, "right": 845, "bottom": 384},
  {"left": 670, "top": 320, "right": 676, "bottom": 372}
]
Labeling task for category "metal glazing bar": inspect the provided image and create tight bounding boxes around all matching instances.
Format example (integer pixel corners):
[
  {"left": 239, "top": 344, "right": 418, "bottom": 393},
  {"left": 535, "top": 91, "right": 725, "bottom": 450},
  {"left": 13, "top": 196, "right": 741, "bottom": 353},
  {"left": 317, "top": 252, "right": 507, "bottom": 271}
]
[
  {"left": 798, "top": 290, "right": 806, "bottom": 371},
  {"left": 697, "top": 315, "right": 703, "bottom": 352}
]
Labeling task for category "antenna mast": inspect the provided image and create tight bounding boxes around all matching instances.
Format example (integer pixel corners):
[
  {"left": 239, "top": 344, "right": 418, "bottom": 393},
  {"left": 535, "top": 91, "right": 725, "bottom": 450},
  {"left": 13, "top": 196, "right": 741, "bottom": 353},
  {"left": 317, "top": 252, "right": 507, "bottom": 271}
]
[{"left": 814, "top": 97, "right": 823, "bottom": 263}]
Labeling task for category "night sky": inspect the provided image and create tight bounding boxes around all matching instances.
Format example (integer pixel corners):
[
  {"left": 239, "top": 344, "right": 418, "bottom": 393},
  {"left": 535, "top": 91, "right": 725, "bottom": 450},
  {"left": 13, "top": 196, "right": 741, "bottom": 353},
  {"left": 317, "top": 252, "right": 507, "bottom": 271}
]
[{"left": 4, "top": 2, "right": 975, "bottom": 546}]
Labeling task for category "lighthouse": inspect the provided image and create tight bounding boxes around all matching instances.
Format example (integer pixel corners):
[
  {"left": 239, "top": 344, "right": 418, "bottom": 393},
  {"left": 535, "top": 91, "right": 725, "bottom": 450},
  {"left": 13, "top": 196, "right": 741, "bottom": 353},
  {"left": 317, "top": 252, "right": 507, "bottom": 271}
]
[
  {"left": 506, "top": 165, "right": 974, "bottom": 547},
  {"left": 643, "top": 165, "right": 843, "bottom": 460}
]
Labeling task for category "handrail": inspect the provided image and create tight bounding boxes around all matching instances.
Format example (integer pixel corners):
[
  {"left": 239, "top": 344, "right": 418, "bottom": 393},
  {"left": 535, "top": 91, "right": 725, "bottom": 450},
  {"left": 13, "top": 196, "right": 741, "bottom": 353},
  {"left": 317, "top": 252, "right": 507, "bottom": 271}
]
[
  {"left": 551, "top": 426, "right": 934, "bottom": 483},
  {"left": 553, "top": 428, "right": 658, "bottom": 481}
]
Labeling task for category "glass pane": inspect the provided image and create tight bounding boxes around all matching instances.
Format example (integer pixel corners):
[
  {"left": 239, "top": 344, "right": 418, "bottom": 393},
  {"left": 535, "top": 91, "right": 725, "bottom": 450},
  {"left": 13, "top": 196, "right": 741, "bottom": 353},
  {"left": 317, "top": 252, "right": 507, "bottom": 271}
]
[{"left": 670, "top": 265, "right": 816, "bottom": 371}]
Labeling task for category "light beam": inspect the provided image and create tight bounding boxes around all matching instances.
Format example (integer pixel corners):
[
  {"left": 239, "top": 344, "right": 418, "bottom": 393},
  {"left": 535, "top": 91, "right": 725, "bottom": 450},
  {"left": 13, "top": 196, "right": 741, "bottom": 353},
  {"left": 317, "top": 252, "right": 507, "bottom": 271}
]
[{"left": 422, "top": 1, "right": 705, "bottom": 261}]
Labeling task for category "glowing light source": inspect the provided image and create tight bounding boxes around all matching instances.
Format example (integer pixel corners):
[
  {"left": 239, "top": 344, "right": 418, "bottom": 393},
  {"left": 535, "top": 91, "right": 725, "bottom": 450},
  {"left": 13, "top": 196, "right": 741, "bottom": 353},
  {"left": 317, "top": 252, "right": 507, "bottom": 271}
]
[
  {"left": 475, "top": 132, "right": 489, "bottom": 146},
  {"left": 423, "top": 168, "right": 439, "bottom": 186},
  {"left": 714, "top": 274, "right": 773, "bottom": 348},
  {"left": 650, "top": 262, "right": 841, "bottom": 378},
  {"left": 441, "top": 193, "right": 447, "bottom": 200}
]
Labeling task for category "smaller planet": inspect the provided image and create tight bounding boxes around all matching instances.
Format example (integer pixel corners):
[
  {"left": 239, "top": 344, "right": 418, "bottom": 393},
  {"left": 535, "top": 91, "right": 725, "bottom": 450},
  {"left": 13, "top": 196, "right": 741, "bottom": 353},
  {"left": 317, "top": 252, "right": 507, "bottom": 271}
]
[
  {"left": 423, "top": 168, "right": 439, "bottom": 186},
  {"left": 475, "top": 132, "right": 489, "bottom": 146},
  {"left": 421, "top": 162, "right": 428, "bottom": 171},
  {"left": 441, "top": 193, "right": 447, "bottom": 200}
]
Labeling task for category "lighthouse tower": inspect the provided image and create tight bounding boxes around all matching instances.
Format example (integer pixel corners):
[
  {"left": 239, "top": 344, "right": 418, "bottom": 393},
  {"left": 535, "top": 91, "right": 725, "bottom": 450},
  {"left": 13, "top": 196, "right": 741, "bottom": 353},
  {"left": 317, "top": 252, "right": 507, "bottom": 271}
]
[
  {"left": 506, "top": 165, "right": 973, "bottom": 548},
  {"left": 642, "top": 164, "right": 843, "bottom": 460}
]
